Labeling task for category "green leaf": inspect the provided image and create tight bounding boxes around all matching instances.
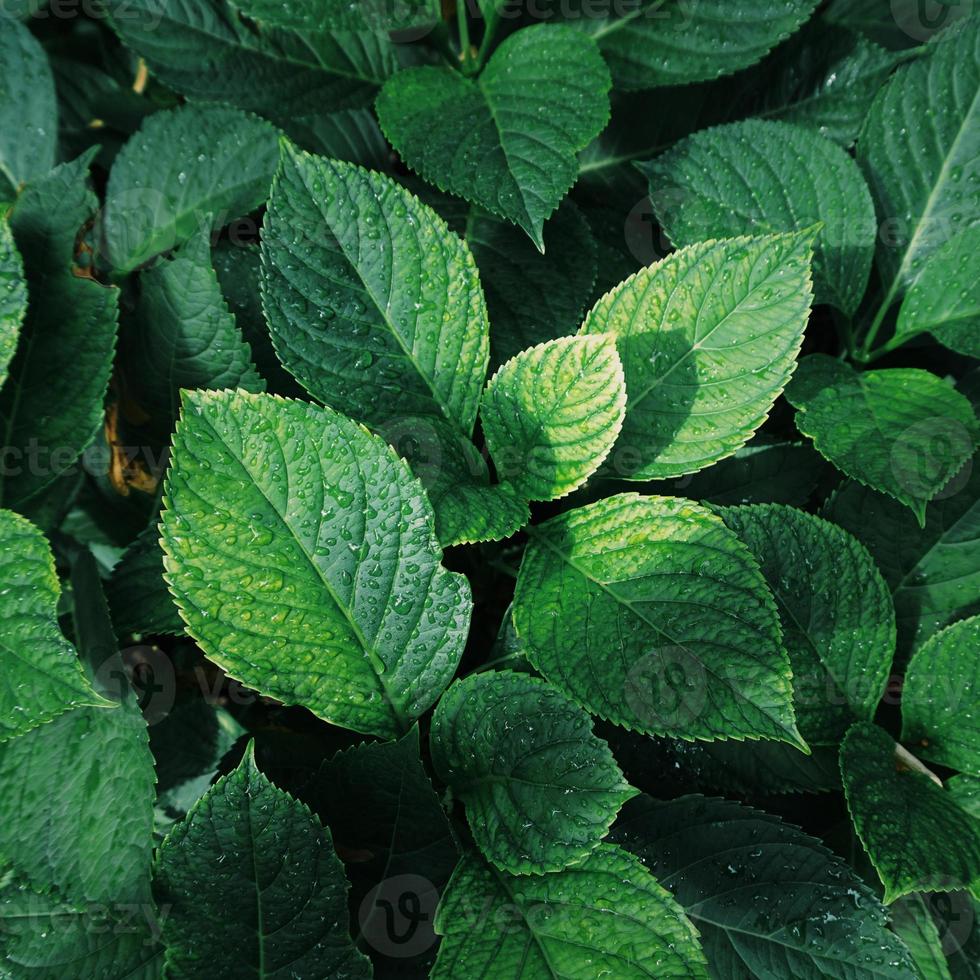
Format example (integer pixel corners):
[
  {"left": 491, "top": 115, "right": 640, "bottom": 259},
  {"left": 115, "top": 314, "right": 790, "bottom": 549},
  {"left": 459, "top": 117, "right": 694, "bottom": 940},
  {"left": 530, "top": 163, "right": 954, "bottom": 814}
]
[
  {"left": 857, "top": 17, "right": 980, "bottom": 316},
  {"left": 103, "top": 0, "right": 396, "bottom": 130},
  {"left": 430, "top": 671, "right": 636, "bottom": 874},
  {"left": 106, "top": 525, "right": 184, "bottom": 638},
  {"left": 482, "top": 335, "right": 627, "bottom": 502},
  {"left": 949, "top": 775, "right": 980, "bottom": 820},
  {"left": 0, "top": 552, "right": 156, "bottom": 906},
  {"left": 103, "top": 104, "right": 280, "bottom": 274},
  {"left": 513, "top": 493, "right": 804, "bottom": 747},
  {"left": 0, "top": 15, "right": 56, "bottom": 193},
  {"left": 0, "top": 509, "right": 109, "bottom": 742},
  {"left": 261, "top": 144, "right": 490, "bottom": 437},
  {"left": 611, "top": 794, "right": 918, "bottom": 979},
  {"left": 891, "top": 894, "right": 956, "bottom": 980},
  {"left": 376, "top": 24, "right": 611, "bottom": 249},
  {"left": 121, "top": 228, "right": 264, "bottom": 422},
  {"left": 0, "top": 219, "right": 26, "bottom": 389},
  {"left": 233, "top": 0, "right": 438, "bottom": 32},
  {"left": 432, "top": 844, "right": 709, "bottom": 979},
  {"left": 902, "top": 617, "right": 980, "bottom": 776},
  {"left": 788, "top": 355, "right": 979, "bottom": 523},
  {"left": 160, "top": 389, "right": 472, "bottom": 739},
  {"left": 720, "top": 504, "right": 895, "bottom": 745},
  {"left": 841, "top": 721, "right": 980, "bottom": 903},
  {"left": 824, "top": 467, "right": 980, "bottom": 659},
  {"left": 548, "top": 0, "right": 819, "bottom": 90},
  {"left": 641, "top": 119, "right": 875, "bottom": 313},
  {"left": 895, "top": 226, "right": 980, "bottom": 357},
  {"left": 0, "top": 153, "right": 119, "bottom": 510},
  {"left": 155, "top": 743, "right": 371, "bottom": 979},
  {"left": 580, "top": 232, "right": 814, "bottom": 480}
]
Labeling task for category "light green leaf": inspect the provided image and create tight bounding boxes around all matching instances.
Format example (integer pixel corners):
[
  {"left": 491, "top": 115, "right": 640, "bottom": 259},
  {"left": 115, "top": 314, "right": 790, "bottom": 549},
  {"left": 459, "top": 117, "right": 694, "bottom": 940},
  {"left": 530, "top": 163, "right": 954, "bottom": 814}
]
[
  {"left": 0, "top": 509, "right": 109, "bottom": 742},
  {"left": 720, "top": 504, "right": 895, "bottom": 745},
  {"left": 641, "top": 119, "right": 875, "bottom": 313},
  {"left": 121, "top": 228, "right": 264, "bottom": 421},
  {"left": 376, "top": 24, "right": 611, "bottom": 249},
  {"left": 824, "top": 466, "right": 980, "bottom": 660},
  {"left": 895, "top": 226, "right": 980, "bottom": 357},
  {"left": 787, "top": 355, "right": 979, "bottom": 524},
  {"left": 580, "top": 232, "right": 814, "bottom": 480},
  {"left": 155, "top": 744, "right": 371, "bottom": 979},
  {"left": 513, "top": 493, "right": 804, "bottom": 747},
  {"left": 857, "top": 17, "right": 980, "bottom": 316},
  {"left": 0, "top": 15, "right": 56, "bottom": 193},
  {"left": 841, "top": 721, "right": 980, "bottom": 903},
  {"left": 548, "top": 0, "right": 819, "bottom": 90},
  {"left": 103, "top": 0, "right": 396, "bottom": 129},
  {"left": 103, "top": 104, "right": 280, "bottom": 274},
  {"left": 612, "top": 794, "right": 918, "bottom": 979},
  {"left": 261, "top": 145, "right": 490, "bottom": 437},
  {"left": 0, "top": 153, "right": 119, "bottom": 510},
  {"left": 430, "top": 671, "right": 636, "bottom": 874},
  {"left": 106, "top": 525, "right": 184, "bottom": 638},
  {"left": 160, "top": 389, "right": 471, "bottom": 739},
  {"left": 482, "top": 335, "right": 626, "bottom": 502},
  {"left": 903, "top": 617, "right": 980, "bottom": 776},
  {"left": 0, "top": 552, "right": 156, "bottom": 906},
  {"left": 891, "top": 894, "right": 956, "bottom": 980},
  {"left": 0, "top": 219, "right": 26, "bottom": 388},
  {"left": 432, "top": 844, "right": 709, "bottom": 979}
]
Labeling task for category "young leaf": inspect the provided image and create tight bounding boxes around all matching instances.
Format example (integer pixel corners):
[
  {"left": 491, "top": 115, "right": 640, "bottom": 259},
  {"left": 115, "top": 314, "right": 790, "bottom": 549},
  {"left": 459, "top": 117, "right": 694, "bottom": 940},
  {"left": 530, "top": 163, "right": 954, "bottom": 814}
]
[
  {"left": 0, "top": 15, "right": 56, "bottom": 194},
  {"left": 430, "top": 671, "right": 636, "bottom": 874},
  {"left": 824, "top": 468, "right": 980, "bottom": 659},
  {"left": 787, "top": 356, "right": 979, "bottom": 524},
  {"left": 895, "top": 226, "right": 980, "bottom": 358},
  {"left": 580, "top": 232, "right": 814, "bottom": 480},
  {"left": 902, "top": 617, "right": 980, "bottom": 777},
  {"left": 512, "top": 493, "right": 804, "bottom": 748},
  {"left": 160, "top": 390, "right": 472, "bottom": 739},
  {"left": 0, "top": 153, "right": 119, "bottom": 510},
  {"left": 103, "top": 104, "right": 281, "bottom": 273},
  {"left": 641, "top": 119, "right": 876, "bottom": 313},
  {"left": 432, "top": 845, "right": 709, "bottom": 979},
  {"left": 121, "top": 228, "right": 264, "bottom": 421},
  {"left": 155, "top": 743, "right": 371, "bottom": 979},
  {"left": 841, "top": 722, "right": 980, "bottom": 903},
  {"left": 376, "top": 24, "right": 611, "bottom": 249},
  {"left": 720, "top": 504, "right": 895, "bottom": 745},
  {"left": 0, "top": 509, "right": 109, "bottom": 742},
  {"left": 857, "top": 17, "right": 980, "bottom": 314},
  {"left": 549, "top": 0, "right": 819, "bottom": 90},
  {"left": 612, "top": 794, "right": 918, "bottom": 979},
  {"left": 481, "top": 335, "right": 627, "bottom": 502},
  {"left": 0, "top": 219, "right": 26, "bottom": 388},
  {"left": 261, "top": 145, "right": 490, "bottom": 437},
  {"left": 0, "top": 552, "right": 156, "bottom": 906}
]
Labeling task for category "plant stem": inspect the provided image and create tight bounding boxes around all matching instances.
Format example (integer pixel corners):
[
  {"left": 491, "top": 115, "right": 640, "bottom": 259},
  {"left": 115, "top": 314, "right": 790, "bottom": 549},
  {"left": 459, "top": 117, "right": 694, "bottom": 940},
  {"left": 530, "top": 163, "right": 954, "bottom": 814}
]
[
  {"left": 457, "top": 0, "right": 474, "bottom": 71},
  {"left": 476, "top": 4, "right": 502, "bottom": 69},
  {"left": 857, "top": 284, "right": 898, "bottom": 360}
]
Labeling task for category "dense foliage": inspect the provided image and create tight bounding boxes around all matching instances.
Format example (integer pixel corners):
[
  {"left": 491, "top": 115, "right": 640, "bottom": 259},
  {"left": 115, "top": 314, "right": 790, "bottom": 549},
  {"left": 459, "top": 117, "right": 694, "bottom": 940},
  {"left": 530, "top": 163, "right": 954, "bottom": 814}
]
[{"left": 0, "top": 1, "right": 978, "bottom": 978}]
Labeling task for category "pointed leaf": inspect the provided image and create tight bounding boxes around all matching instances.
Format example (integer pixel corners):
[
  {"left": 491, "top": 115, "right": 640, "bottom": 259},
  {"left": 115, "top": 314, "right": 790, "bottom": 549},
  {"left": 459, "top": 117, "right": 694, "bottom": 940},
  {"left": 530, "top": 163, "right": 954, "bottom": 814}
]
[
  {"left": 160, "top": 390, "right": 472, "bottom": 739},
  {"left": 261, "top": 146, "right": 490, "bottom": 436},
  {"left": 641, "top": 119, "right": 876, "bottom": 313},
  {"left": 0, "top": 509, "right": 108, "bottom": 742},
  {"left": 787, "top": 355, "right": 979, "bottom": 523},
  {"left": 103, "top": 104, "right": 281, "bottom": 273},
  {"left": 720, "top": 504, "right": 895, "bottom": 745},
  {"left": 580, "top": 232, "right": 814, "bottom": 480},
  {"left": 513, "top": 493, "right": 804, "bottom": 747},
  {"left": 482, "top": 335, "right": 627, "bottom": 502},
  {"left": 612, "top": 794, "right": 918, "bottom": 979},
  {"left": 903, "top": 617, "right": 980, "bottom": 776},
  {"left": 155, "top": 745, "right": 371, "bottom": 979},
  {"left": 0, "top": 219, "right": 26, "bottom": 388},
  {"left": 376, "top": 24, "right": 611, "bottom": 248},
  {"left": 432, "top": 845, "right": 709, "bottom": 979},
  {"left": 431, "top": 671, "right": 636, "bottom": 874},
  {"left": 841, "top": 721, "right": 980, "bottom": 903}
]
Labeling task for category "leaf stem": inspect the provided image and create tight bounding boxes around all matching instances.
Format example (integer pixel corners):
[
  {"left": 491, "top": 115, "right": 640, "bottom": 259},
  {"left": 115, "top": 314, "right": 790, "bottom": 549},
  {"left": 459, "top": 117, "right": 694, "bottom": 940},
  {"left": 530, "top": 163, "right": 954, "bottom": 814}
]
[
  {"left": 894, "top": 742, "right": 943, "bottom": 787},
  {"left": 856, "top": 284, "right": 898, "bottom": 360},
  {"left": 457, "top": 0, "right": 474, "bottom": 72},
  {"left": 475, "top": 3, "right": 502, "bottom": 69}
]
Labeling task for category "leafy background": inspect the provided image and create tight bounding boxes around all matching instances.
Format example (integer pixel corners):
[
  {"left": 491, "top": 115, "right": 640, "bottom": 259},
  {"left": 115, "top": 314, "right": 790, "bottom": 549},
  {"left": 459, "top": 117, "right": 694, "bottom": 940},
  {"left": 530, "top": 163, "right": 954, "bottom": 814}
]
[{"left": 0, "top": 1, "right": 978, "bottom": 978}]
